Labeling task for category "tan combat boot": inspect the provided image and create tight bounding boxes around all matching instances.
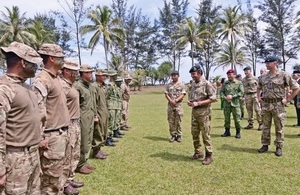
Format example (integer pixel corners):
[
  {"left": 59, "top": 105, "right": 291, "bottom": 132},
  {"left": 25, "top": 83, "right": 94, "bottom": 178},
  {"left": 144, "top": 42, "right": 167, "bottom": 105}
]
[{"left": 202, "top": 152, "right": 213, "bottom": 165}]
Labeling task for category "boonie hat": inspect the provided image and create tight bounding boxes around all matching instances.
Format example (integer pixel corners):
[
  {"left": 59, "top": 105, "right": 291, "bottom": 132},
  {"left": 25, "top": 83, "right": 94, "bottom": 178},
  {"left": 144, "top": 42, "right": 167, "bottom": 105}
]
[
  {"left": 115, "top": 77, "right": 123, "bottom": 82},
  {"left": 226, "top": 69, "right": 235, "bottom": 74},
  {"left": 38, "top": 43, "right": 64, "bottom": 57},
  {"left": 63, "top": 61, "right": 79, "bottom": 71},
  {"left": 79, "top": 64, "right": 94, "bottom": 72},
  {"left": 1, "top": 41, "right": 42, "bottom": 64},
  {"left": 108, "top": 70, "right": 118, "bottom": 76},
  {"left": 265, "top": 56, "right": 277, "bottom": 63},
  {"left": 95, "top": 69, "right": 108, "bottom": 76}
]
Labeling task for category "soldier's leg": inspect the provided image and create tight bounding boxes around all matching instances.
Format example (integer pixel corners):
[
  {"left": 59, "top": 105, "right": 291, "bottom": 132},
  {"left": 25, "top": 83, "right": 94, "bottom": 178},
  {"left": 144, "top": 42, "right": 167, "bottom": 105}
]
[
  {"left": 108, "top": 109, "right": 116, "bottom": 136},
  {"left": 69, "top": 122, "right": 81, "bottom": 182},
  {"left": 200, "top": 109, "right": 212, "bottom": 154},
  {"left": 232, "top": 106, "right": 241, "bottom": 129},
  {"left": 254, "top": 96, "right": 262, "bottom": 125},
  {"left": 273, "top": 104, "right": 285, "bottom": 148},
  {"left": 167, "top": 107, "right": 176, "bottom": 137},
  {"left": 92, "top": 122, "right": 104, "bottom": 153},
  {"left": 261, "top": 109, "right": 272, "bottom": 145},
  {"left": 191, "top": 109, "right": 201, "bottom": 153},
  {"left": 245, "top": 96, "right": 254, "bottom": 125},
  {"left": 121, "top": 100, "right": 128, "bottom": 128},
  {"left": 223, "top": 104, "right": 232, "bottom": 128},
  {"left": 175, "top": 106, "right": 183, "bottom": 136}
]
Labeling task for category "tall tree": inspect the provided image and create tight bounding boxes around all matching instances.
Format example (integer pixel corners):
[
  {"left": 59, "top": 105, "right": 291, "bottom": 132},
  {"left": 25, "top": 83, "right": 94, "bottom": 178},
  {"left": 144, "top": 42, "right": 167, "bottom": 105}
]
[
  {"left": 58, "top": 0, "right": 91, "bottom": 65},
  {"left": 172, "top": 17, "right": 208, "bottom": 67},
  {"left": 257, "top": 0, "right": 300, "bottom": 70},
  {"left": 80, "top": 5, "right": 124, "bottom": 69}
]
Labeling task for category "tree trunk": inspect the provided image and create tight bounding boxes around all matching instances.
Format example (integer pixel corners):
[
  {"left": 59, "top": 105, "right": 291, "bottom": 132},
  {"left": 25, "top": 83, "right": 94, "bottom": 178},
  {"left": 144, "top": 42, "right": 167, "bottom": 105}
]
[{"left": 191, "top": 43, "right": 194, "bottom": 67}]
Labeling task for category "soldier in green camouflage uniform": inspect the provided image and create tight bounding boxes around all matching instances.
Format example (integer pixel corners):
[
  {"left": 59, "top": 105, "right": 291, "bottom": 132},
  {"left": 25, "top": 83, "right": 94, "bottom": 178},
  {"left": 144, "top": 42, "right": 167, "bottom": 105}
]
[
  {"left": 258, "top": 56, "right": 299, "bottom": 156},
  {"left": 0, "top": 42, "right": 42, "bottom": 195},
  {"left": 242, "top": 66, "right": 263, "bottom": 130},
  {"left": 115, "top": 77, "right": 124, "bottom": 135},
  {"left": 92, "top": 69, "right": 109, "bottom": 157},
  {"left": 164, "top": 70, "right": 186, "bottom": 142},
  {"left": 187, "top": 66, "right": 216, "bottom": 165},
  {"left": 220, "top": 69, "right": 244, "bottom": 139},
  {"left": 74, "top": 65, "right": 97, "bottom": 174},
  {"left": 106, "top": 71, "right": 123, "bottom": 146}
]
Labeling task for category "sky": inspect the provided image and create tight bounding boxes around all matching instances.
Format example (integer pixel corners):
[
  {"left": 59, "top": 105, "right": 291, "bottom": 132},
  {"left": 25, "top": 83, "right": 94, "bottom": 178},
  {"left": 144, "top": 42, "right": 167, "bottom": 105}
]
[{"left": 1, "top": 0, "right": 299, "bottom": 82}]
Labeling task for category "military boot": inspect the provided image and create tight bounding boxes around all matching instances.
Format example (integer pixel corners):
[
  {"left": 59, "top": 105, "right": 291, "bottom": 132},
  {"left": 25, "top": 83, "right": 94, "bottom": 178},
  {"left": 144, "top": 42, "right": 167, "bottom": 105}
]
[
  {"left": 169, "top": 136, "right": 176, "bottom": 142},
  {"left": 176, "top": 135, "right": 182, "bottom": 142},
  {"left": 116, "top": 129, "right": 125, "bottom": 135},
  {"left": 105, "top": 137, "right": 116, "bottom": 147},
  {"left": 235, "top": 128, "right": 241, "bottom": 139},
  {"left": 113, "top": 130, "right": 123, "bottom": 138},
  {"left": 275, "top": 147, "right": 282, "bottom": 157},
  {"left": 202, "top": 152, "right": 213, "bottom": 165},
  {"left": 244, "top": 124, "right": 253, "bottom": 129},
  {"left": 257, "top": 124, "right": 263, "bottom": 131},
  {"left": 63, "top": 184, "right": 79, "bottom": 195},
  {"left": 240, "top": 112, "right": 244, "bottom": 120},
  {"left": 221, "top": 128, "right": 231, "bottom": 137},
  {"left": 258, "top": 145, "right": 268, "bottom": 153},
  {"left": 191, "top": 151, "right": 204, "bottom": 160}
]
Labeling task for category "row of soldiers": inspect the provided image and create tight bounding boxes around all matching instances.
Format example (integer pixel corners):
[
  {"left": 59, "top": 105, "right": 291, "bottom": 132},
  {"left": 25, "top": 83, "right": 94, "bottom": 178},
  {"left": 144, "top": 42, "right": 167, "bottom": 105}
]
[{"left": 0, "top": 41, "right": 132, "bottom": 195}]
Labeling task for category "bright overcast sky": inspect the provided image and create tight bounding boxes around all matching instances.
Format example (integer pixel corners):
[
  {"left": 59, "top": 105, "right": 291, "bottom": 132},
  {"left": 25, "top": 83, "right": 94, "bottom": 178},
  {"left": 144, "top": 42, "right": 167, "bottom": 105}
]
[{"left": 1, "top": 0, "right": 300, "bottom": 81}]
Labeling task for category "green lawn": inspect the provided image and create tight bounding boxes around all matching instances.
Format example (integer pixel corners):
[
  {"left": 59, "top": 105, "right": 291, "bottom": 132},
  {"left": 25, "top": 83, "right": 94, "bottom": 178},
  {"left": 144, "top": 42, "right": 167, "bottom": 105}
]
[{"left": 77, "top": 90, "right": 300, "bottom": 195}]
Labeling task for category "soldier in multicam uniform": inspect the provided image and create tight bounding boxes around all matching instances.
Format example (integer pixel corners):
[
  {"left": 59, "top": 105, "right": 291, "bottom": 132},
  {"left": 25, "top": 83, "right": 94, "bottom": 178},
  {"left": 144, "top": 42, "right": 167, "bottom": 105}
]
[
  {"left": 242, "top": 66, "right": 263, "bottom": 130},
  {"left": 91, "top": 69, "right": 109, "bottom": 158},
  {"left": 74, "top": 65, "right": 97, "bottom": 174},
  {"left": 60, "top": 61, "right": 84, "bottom": 194},
  {"left": 120, "top": 75, "right": 133, "bottom": 130},
  {"left": 0, "top": 42, "right": 42, "bottom": 195},
  {"left": 257, "top": 56, "right": 299, "bottom": 156},
  {"left": 106, "top": 71, "right": 124, "bottom": 146},
  {"left": 164, "top": 70, "right": 186, "bottom": 142},
  {"left": 32, "top": 43, "right": 70, "bottom": 194},
  {"left": 220, "top": 69, "right": 244, "bottom": 139},
  {"left": 187, "top": 65, "right": 216, "bottom": 165}
]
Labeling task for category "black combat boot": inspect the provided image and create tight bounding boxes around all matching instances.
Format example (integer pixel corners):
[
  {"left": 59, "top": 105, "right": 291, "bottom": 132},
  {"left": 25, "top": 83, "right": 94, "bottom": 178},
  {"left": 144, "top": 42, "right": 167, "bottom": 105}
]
[
  {"left": 113, "top": 130, "right": 123, "bottom": 138},
  {"left": 221, "top": 128, "right": 231, "bottom": 137},
  {"left": 105, "top": 137, "right": 116, "bottom": 147},
  {"left": 235, "top": 128, "right": 241, "bottom": 139},
  {"left": 258, "top": 145, "right": 268, "bottom": 153},
  {"left": 240, "top": 112, "right": 244, "bottom": 120},
  {"left": 116, "top": 129, "right": 125, "bottom": 135},
  {"left": 275, "top": 147, "right": 282, "bottom": 157}
]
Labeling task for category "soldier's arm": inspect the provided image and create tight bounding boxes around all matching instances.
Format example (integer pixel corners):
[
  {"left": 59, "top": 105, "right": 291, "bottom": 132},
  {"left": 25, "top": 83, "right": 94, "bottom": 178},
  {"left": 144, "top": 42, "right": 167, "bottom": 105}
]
[
  {"left": 175, "top": 83, "right": 186, "bottom": 103},
  {"left": 287, "top": 74, "right": 300, "bottom": 102},
  {"left": 233, "top": 82, "right": 244, "bottom": 99}
]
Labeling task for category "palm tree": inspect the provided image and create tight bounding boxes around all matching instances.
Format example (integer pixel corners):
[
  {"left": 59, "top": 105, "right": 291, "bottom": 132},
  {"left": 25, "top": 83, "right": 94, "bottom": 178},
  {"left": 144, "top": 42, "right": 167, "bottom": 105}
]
[
  {"left": 109, "top": 53, "right": 126, "bottom": 74},
  {"left": 0, "top": 6, "right": 33, "bottom": 46},
  {"left": 80, "top": 5, "right": 125, "bottom": 69},
  {"left": 215, "top": 40, "right": 248, "bottom": 71},
  {"left": 172, "top": 17, "right": 208, "bottom": 67},
  {"left": 26, "top": 19, "right": 56, "bottom": 50}
]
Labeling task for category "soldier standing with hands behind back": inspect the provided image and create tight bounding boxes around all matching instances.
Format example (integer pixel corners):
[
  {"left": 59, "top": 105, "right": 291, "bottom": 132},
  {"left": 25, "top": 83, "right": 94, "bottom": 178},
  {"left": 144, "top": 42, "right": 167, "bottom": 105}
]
[
  {"left": 164, "top": 70, "right": 186, "bottom": 143},
  {"left": 257, "top": 56, "right": 299, "bottom": 156}
]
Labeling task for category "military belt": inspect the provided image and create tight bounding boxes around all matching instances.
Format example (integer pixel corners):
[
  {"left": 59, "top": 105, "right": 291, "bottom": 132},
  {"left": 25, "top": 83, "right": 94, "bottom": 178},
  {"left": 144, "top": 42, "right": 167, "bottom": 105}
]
[
  {"left": 6, "top": 144, "right": 38, "bottom": 153},
  {"left": 44, "top": 126, "right": 69, "bottom": 135},
  {"left": 262, "top": 98, "right": 282, "bottom": 103}
]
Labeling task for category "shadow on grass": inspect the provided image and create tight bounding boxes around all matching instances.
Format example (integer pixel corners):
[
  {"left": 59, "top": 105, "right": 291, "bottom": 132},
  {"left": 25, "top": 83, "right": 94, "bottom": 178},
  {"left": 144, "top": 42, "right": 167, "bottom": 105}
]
[
  {"left": 284, "top": 134, "right": 300, "bottom": 139},
  {"left": 218, "top": 144, "right": 260, "bottom": 154},
  {"left": 149, "top": 152, "right": 191, "bottom": 162},
  {"left": 143, "top": 136, "right": 169, "bottom": 142}
]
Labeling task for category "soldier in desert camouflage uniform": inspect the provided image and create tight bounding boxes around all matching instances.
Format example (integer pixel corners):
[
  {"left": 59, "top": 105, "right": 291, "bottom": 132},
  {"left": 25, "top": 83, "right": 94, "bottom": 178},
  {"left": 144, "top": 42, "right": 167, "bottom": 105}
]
[
  {"left": 242, "top": 66, "right": 263, "bottom": 130},
  {"left": 0, "top": 42, "right": 42, "bottom": 195},
  {"left": 60, "top": 61, "right": 84, "bottom": 194},
  {"left": 187, "top": 65, "right": 216, "bottom": 165},
  {"left": 120, "top": 75, "right": 133, "bottom": 130},
  {"left": 257, "top": 56, "right": 299, "bottom": 157},
  {"left": 164, "top": 70, "right": 186, "bottom": 142},
  {"left": 33, "top": 43, "right": 70, "bottom": 195}
]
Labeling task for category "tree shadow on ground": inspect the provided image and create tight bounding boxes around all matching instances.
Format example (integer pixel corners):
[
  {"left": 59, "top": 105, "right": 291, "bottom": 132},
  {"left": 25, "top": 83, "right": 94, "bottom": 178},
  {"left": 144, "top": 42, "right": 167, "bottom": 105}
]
[
  {"left": 284, "top": 133, "right": 300, "bottom": 139},
  {"left": 143, "top": 136, "right": 169, "bottom": 142},
  {"left": 149, "top": 152, "right": 192, "bottom": 162},
  {"left": 218, "top": 144, "right": 263, "bottom": 154}
]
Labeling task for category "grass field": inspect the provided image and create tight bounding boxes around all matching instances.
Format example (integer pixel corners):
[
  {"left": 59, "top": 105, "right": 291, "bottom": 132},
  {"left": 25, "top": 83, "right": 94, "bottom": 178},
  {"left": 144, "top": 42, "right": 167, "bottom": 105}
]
[{"left": 77, "top": 88, "right": 300, "bottom": 195}]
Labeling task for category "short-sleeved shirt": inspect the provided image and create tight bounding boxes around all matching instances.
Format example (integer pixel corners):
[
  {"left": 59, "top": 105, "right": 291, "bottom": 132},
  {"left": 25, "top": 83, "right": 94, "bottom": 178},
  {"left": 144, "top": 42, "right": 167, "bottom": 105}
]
[{"left": 164, "top": 81, "right": 186, "bottom": 103}]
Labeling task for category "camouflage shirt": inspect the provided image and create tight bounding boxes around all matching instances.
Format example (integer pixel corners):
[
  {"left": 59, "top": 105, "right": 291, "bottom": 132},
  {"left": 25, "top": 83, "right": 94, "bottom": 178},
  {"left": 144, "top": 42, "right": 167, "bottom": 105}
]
[
  {"left": 164, "top": 81, "right": 186, "bottom": 104},
  {"left": 107, "top": 81, "right": 122, "bottom": 110},
  {"left": 189, "top": 77, "right": 216, "bottom": 107},
  {"left": 242, "top": 75, "right": 259, "bottom": 94},
  {"left": 220, "top": 79, "right": 244, "bottom": 107},
  {"left": 258, "top": 70, "right": 299, "bottom": 99},
  {"left": 121, "top": 82, "right": 130, "bottom": 101}
]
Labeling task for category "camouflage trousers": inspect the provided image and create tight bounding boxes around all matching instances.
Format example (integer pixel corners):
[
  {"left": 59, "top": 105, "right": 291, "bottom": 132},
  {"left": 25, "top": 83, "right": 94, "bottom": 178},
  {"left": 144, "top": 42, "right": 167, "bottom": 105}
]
[
  {"left": 245, "top": 94, "right": 262, "bottom": 125},
  {"left": 121, "top": 100, "right": 129, "bottom": 128},
  {"left": 108, "top": 109, "right": 121, "bottom": 134},
  {"left": 62, "top": 119, "right": 81, "bottom": 186},
  {"left": 261, "top": 102, "right": 285, "bottom": 148},
  {"left": 191, "top": 107, "right": 212, "bottom": 154},
  {"left": 0, "top": 145, "right": 41, "bottom": 195},
  {"left": 239, "top": 99, "right": 245, "bottom": 116},
  {"left": 40, "top": 131, "right": 68, "bottom": 195},
  {"left": 223, "top": 104, "right": 241, "bottom": 129},
  {"left": 167, "top": 105, "right": 183, "bottom": 136}
]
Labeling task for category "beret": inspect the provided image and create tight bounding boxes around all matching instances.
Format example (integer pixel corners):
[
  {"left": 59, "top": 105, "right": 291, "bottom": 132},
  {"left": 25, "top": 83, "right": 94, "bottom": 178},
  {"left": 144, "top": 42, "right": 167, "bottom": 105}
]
[
  {"left": 265, "top": 56, "right": 278, "bottom": 63},
  {"left": 226, "top": 69, "right": 235, "bottom": 74}
]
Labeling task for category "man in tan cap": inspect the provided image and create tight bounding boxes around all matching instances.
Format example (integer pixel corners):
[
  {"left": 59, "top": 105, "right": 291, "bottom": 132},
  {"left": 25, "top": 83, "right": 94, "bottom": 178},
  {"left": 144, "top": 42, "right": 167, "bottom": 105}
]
[
  {"left": 91, "top": 69, "right": 110, "bottom": 157},
  {"left": 120, "top": 74, "right": 133, "bottom": 130},
  {"left": 60, "top": 61, "right": 83, "bottom": 194},
  {"left": 0, "top": 42, "right": 43, "bottom": 194},
  {"left": 32, "top": 43, "right": 70, "bottom": 194},
  {"left": 74, "top": 64, "right": 97, "bottom": 174}
]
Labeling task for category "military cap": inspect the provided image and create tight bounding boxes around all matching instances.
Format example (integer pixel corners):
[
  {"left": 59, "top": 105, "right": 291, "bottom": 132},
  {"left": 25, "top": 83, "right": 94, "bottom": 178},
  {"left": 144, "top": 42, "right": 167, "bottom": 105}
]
[
  {"left": 115, "top": 77, "right": 123, "bottom": 82},
  {"left": 108, "top": 70, "right": 118, "bottom": 76},
  {"left": 236, "top": 74, "right": 242, "bottom": 78},
  {"left": 79, "top": 64, "right": 94, "bottom": 72},
  {"left": 171, "top": 70, "right": 179, "bottom": 75},
  {"left": 38, "top": 43, "right": 64, "bottom": 57},
  {"left": 226, "top": 69, "right": 235, "bottom": 74},
  {"left": 293, "top": 70, "right": 300, "bottom": 74},
  {"left": 189, "top": 65, "right": 202, "bottom": 73},
  {"left": 243, "top": 66, "right": 251, "bottom": 71},
  {"left": 265, "top": 55, "right": 278, "bottom": 63},
  {"left": 95, "top": 69, "right": 108, "bottom": 76},
  {"left": 124, "top": 74, "right": 133, "bottom": 80},
  {"left": 1, "top": 41, "right": 42, "bottom": 64},
  {"left": 63, "top": 60, "right": 79, "bottom": 71}
]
